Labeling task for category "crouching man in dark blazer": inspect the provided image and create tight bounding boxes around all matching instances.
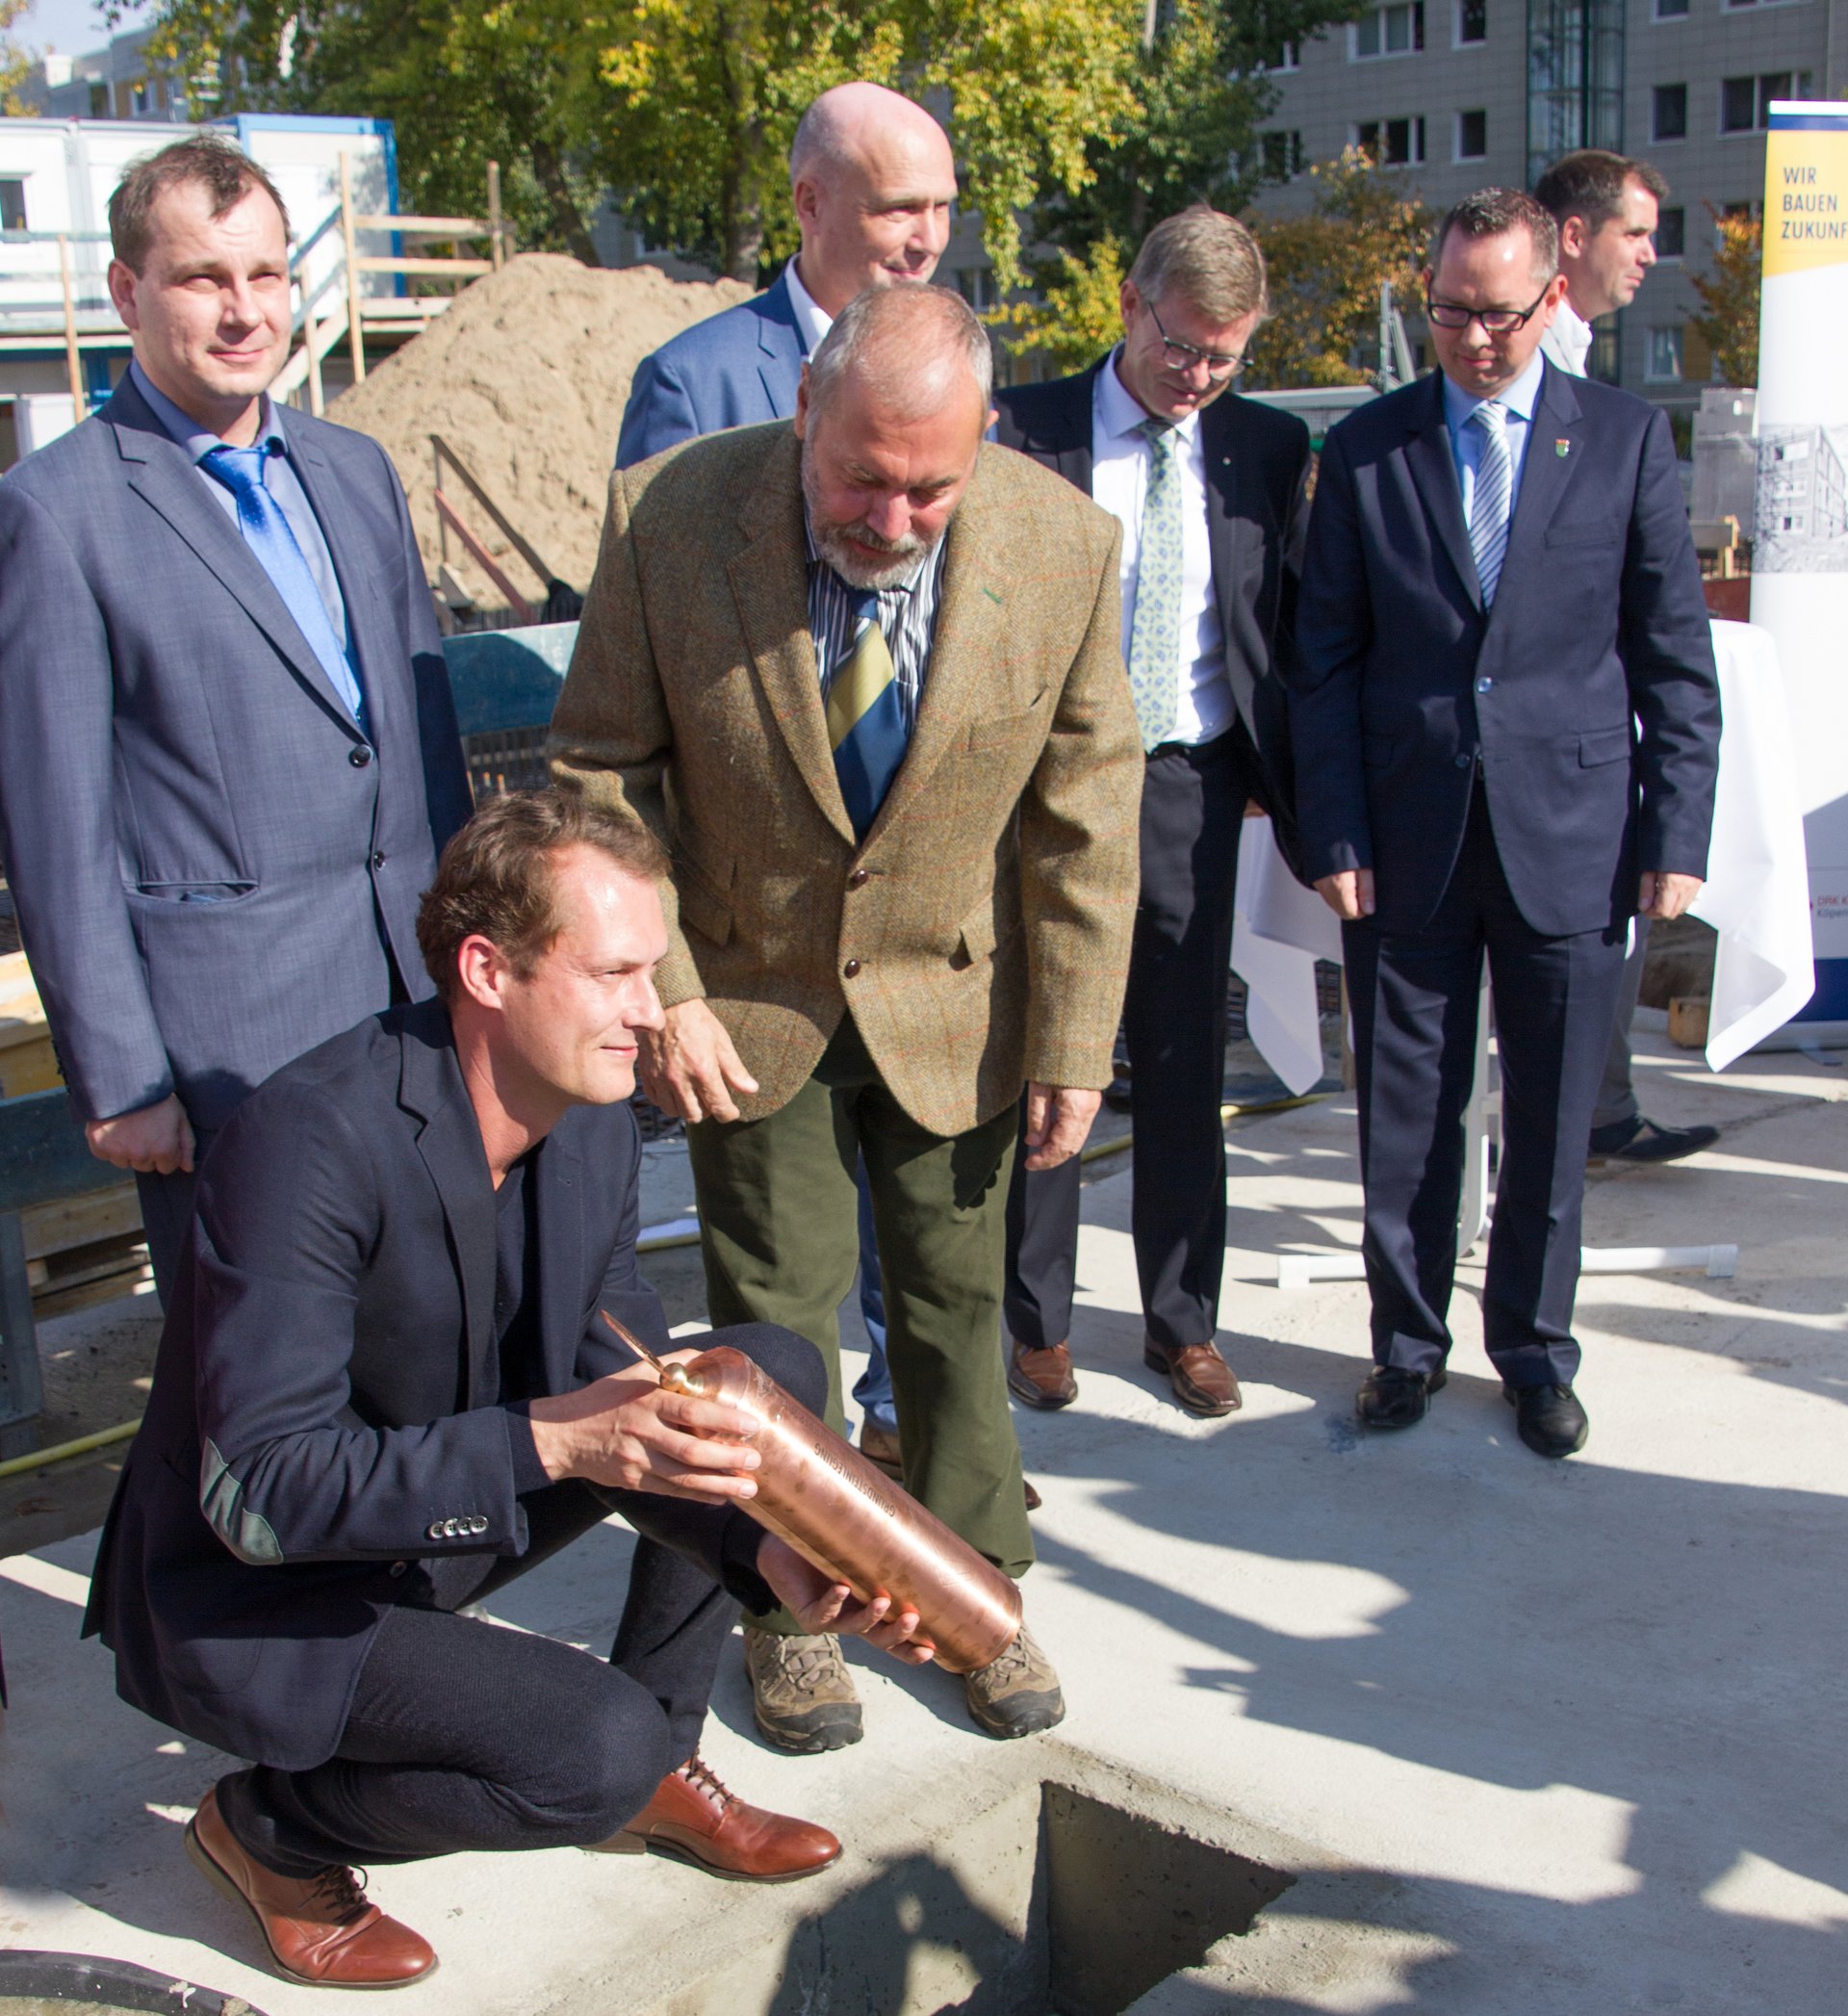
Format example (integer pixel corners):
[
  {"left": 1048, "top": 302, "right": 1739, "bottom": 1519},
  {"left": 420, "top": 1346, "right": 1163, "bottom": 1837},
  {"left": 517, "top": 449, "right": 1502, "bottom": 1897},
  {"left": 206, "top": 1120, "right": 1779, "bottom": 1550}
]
[{"left": 84, "top": 790, "right": 930, "bottom": 1991}]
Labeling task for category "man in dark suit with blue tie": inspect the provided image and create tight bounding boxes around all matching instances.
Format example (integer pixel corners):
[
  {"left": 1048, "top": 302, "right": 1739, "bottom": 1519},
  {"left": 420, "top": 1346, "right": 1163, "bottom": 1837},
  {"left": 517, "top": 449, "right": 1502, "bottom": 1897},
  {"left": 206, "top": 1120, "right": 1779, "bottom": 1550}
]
[
  {"left": 1290, "top": 189, "right": 1720, "bottom": 1458},
  {"left": 616, "top": 80, "right": 957, "bottom": 466},
  {"left": 0, "top": 134, "right": 472, "bottom": 1300}
]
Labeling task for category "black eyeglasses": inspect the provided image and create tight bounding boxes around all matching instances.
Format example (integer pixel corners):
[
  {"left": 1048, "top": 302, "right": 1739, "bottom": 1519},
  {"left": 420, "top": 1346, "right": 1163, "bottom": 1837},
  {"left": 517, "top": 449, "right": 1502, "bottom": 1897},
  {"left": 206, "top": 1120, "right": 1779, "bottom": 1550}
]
[
  {"left": 1424, "top": 286, "right": 1552, "bottom": 335},
  {"left": 1145, "top": 300, "right": 1246, "bottom": 378}
]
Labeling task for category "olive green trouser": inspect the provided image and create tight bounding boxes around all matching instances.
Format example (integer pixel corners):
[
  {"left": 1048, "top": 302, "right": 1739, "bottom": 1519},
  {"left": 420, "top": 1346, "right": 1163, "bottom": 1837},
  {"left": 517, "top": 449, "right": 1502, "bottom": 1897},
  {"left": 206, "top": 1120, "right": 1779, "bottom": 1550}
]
[{"left": 685, "top": 1017, "right": 1032, "bottom": 1636}]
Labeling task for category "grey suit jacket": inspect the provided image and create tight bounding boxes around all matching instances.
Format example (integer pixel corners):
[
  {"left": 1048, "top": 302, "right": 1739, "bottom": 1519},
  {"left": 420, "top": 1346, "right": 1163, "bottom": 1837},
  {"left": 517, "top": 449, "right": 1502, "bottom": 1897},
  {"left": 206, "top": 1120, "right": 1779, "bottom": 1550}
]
[
  {"left": 0, "top": 374, "right": 473, "bottom": 1131},
  {"left": 615, "top": 269, "right": 806, "bottom": 468}
]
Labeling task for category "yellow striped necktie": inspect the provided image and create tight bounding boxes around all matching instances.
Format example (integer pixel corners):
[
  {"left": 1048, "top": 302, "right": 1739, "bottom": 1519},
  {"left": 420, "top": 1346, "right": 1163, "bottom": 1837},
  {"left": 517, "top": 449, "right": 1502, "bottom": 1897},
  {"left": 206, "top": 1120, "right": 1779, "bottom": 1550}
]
[{"left": 829, "top": 593, "right": 910, "bottom": 839}]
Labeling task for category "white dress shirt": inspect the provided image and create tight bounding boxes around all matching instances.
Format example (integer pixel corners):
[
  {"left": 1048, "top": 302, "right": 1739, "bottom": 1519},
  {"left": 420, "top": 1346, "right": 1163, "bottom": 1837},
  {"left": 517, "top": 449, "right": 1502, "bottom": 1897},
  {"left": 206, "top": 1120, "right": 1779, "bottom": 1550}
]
[
  {"left": 1539, "top": 297, "right": 1593, "bottom": 379},
  {"left": 1091, "top": 350, "right": 1231, "bottom": 747},
  {"left": 783, "top": 259, "right": 833, "bottom": 356}
]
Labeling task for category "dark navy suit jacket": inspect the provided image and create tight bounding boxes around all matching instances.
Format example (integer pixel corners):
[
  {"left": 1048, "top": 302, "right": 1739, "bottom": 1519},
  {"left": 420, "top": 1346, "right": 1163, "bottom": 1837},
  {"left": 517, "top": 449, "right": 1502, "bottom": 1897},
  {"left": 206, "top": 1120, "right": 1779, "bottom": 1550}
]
[
  {"left": 0, "top": 375, "right": 473, "bottom": 1132},
  {"left": 615, "top": 269, "right": 806, "bottom": 468},
  {"left": 84, "top": 1001, "right": 768, "bottom": 1770},
  {"left": 995, "top": 362, "right": 1313, "bottom": 870},
  {"left": 1289, "top": 364, "right": 1721, "bottom": 937}
]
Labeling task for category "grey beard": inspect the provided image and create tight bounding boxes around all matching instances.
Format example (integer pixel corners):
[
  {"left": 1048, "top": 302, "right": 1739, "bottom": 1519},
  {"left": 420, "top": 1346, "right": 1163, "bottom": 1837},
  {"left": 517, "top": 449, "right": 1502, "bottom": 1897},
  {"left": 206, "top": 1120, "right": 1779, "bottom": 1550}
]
[{"left": 810, "top": 518, "right": 933, "bottom": 591}]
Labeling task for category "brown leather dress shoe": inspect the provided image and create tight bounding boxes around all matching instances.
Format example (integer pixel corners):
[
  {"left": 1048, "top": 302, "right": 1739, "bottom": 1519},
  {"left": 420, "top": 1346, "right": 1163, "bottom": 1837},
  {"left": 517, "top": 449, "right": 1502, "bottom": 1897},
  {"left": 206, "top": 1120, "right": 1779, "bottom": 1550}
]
[
  {"left": 1008, "top": 1338, "right": 1078, "bottom": 1409},
  {"left": 605, "top": 1755, "right": 841, "bottom": 1882},
  {"left": 864, "top": 1419, "right": 1041, "bottom": 1512},
  {"left": 1142, "top": 1338, "right": 1242, "bottom": 1417},
  {"left": 185, "top": 1783, "right": 436, "bottom": 1988},
  {"left": 858, "top": 1420, "right": 904, "bottom": 1479}
]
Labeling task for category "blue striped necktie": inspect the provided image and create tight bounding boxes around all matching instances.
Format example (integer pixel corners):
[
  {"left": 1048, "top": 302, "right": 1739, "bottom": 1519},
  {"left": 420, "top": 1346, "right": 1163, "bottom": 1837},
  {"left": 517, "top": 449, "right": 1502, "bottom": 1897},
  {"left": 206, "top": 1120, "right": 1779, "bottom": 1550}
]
[
  {"left": 827, "top": 589, "right": 909, "bottom": 840},
  {"left": 1468, "top": 401, "right": 1513, "bottom": 606},
  {"left": 202, "top": 442, "right": 367, "bottom": 727}
]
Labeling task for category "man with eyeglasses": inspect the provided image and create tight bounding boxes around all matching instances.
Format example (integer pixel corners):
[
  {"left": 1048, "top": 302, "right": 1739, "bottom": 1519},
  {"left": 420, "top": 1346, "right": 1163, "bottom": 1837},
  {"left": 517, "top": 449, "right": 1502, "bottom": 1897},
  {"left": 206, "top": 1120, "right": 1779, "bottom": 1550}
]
[
  {"left": 990, "top": 204, "right": 1312, "bottom": 1418},
  {"left": 1290, "top": 188, "right": 1719, "bottom": 1460}
]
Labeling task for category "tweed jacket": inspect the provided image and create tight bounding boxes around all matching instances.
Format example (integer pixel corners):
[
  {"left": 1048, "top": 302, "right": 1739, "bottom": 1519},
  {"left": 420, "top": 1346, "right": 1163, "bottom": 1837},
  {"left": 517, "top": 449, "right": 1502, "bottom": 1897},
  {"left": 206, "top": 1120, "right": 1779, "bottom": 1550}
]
[{"left": 549, "top": 422, "right": 1142, "bottom": 1135}]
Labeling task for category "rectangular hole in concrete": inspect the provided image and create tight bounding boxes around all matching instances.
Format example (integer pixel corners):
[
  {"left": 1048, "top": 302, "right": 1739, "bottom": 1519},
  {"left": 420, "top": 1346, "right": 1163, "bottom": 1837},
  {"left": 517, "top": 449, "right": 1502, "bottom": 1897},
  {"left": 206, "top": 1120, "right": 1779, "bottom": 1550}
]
[
  {"left": 747, "top": 1772, "right": 1296, "bottom": 2015},
  {"left": 1040, "top": 1783, "right": 1294, "bottom": 2015}
]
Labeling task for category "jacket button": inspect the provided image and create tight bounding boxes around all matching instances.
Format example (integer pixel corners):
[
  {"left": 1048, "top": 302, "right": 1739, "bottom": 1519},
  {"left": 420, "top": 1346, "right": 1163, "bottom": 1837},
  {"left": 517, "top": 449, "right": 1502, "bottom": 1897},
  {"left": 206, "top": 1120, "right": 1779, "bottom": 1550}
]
[
  {"left": 371, "top": 851, "right": 386, "bottom": 869},
  {"left": 389, "top": 1561, "right": 408, "bottom": 1576},
  {"left": 1455, "top": 753, "right": 1472, "bottom": 769},
  {"left": 843, "top": 958, "right": 861, "bottom": 978},
  {"left": 426, "top": 1522, "right": 444, "bottom": 1541},
  {"left": 1476, "top": 676, "right": 1493, "bottom": 694},
  {"left": 349, "top": 744, "right": 372, "bottom": 767},
  {"left": 469, "top": 1515, "right": 488, "bottom": 1535},
  {"left": 847, "top": 867, "right": 869, "bottom": 890}
]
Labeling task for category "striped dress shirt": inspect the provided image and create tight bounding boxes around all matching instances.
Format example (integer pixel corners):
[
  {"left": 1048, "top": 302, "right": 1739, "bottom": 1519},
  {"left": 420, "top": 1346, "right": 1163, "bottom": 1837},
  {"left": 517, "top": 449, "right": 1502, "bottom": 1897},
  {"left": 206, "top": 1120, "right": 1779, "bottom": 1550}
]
[{"left": 804, "top": 517, "right": 947, "bottom": 735}]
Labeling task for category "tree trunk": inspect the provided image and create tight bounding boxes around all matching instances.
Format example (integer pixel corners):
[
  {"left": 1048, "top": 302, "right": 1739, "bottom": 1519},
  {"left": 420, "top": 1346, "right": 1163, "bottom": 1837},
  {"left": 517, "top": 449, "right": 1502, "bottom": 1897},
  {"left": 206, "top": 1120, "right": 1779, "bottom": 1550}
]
[{"left": 529, "top": 137, "right": 601, "bottom": 267}]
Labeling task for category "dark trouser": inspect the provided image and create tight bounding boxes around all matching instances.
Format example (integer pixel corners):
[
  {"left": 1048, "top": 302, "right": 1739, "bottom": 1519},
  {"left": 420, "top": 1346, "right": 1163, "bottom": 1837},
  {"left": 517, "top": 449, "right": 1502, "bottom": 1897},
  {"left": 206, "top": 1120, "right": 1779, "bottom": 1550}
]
[
  {"left": 216, "top": 1323, "right": 820, "bottom": 1877},
  {"left": 1591, "top": 916, "right": 1653, "bottom": 1132},
  {"left": 1003, "top": 735, "right": 1245, "bottom": 1354},
  {"left": 136, "top": 1157, "right": 205, "bottom": 1310},
  {"left": 687, "top": 1017, "right": 1030, "bottom": 1633},
  {"left": 1343, "top": 789, "right": 1628, "bottom": 1389}
]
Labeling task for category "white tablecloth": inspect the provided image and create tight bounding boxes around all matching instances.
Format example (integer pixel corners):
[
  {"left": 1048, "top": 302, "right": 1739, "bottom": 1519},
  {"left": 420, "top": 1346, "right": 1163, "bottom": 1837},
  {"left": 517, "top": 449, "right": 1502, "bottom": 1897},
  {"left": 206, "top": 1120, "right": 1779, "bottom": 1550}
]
[
  {"left": 1228, "top": 618, "right": 1813, "bottom": 1084},
  {"left": 1690, "top": 621, "right": 1814, "bottom": 1069}
]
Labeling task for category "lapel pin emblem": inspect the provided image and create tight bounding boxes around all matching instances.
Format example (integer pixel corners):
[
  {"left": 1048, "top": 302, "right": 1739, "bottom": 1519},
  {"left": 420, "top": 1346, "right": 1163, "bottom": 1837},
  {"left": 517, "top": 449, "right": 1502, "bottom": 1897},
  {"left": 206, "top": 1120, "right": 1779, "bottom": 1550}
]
[{"left": 1555, "top": 438, "right": 1571, "bottom": 457}]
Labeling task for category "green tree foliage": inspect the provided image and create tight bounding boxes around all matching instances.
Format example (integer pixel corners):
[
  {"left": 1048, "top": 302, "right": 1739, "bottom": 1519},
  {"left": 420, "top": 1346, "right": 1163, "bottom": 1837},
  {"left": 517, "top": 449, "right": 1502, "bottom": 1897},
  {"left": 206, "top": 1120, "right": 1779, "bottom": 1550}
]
[
  {"left": 140, "top": 0, "right": 1142, "bottom": 284},
  {"left": 1244, "top": 146, "right": 1432, "bottom": 388},
  {"left": 1688, "top": 202, "right": 1761, "bottom": 390},
  {"left": 2, "top": 0, "right": 36, "bottom": 116}
]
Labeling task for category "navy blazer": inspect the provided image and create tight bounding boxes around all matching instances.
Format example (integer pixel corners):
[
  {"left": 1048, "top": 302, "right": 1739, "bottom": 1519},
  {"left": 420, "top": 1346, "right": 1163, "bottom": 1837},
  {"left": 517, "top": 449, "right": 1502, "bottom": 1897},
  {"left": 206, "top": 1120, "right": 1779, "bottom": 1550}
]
[
  {"left": 1289, "top": 364, "right": 1721, "bottom": 937},
  {"left": 84, "top": 1000, "right": 766, "bottom": 1770},
  {"left": 616, "top": 269, "right": 806, "bottom": 468},
  {"left": 0, "top": 375, "right": 473, "bottom": 1131},
  {"left": 995, "top": 363, "right": 1313, "bottom": 868}
]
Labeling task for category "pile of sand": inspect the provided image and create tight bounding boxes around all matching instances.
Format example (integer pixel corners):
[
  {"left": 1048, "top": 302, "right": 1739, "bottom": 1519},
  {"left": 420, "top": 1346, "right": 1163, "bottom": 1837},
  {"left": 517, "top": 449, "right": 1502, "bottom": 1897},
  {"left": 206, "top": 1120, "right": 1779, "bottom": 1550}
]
[{"left": 331, "top": 253, "right": 753, "bottom": 604}]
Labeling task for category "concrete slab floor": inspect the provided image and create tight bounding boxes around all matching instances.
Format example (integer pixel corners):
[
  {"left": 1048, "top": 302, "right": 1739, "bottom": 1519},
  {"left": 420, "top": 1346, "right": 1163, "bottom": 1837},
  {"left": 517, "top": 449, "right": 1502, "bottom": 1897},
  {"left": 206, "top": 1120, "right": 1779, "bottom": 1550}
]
[{"left": 0, "top": 1026, "right": 1842, "bottom": 2013}]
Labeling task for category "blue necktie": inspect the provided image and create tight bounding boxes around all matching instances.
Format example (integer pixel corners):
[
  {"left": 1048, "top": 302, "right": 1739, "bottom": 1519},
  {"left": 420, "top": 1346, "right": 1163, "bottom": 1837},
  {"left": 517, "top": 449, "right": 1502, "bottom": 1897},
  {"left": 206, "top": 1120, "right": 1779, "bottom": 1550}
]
[
  {"left": 202, "top": 443, "right": 367, "bottom": 727},
  {"left": 1468, "top": 402, "right": 1513, "bottom": 606},
  {"left": 827, "top": 589, "right": 910, "bottom": 840}
]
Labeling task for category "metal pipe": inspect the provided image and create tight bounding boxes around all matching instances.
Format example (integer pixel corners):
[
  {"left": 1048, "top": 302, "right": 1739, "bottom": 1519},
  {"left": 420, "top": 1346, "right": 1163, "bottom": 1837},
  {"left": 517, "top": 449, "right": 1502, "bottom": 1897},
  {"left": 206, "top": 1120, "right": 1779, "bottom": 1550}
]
[
  {"left": 0, "top": 1415, "right": 139, "bottom": 1482},
  {"left": 57, "top": 234, "right": 84, "bottom": 410},
  {"left": 339, "top": 152, "right": 367, "bottom": 384}
]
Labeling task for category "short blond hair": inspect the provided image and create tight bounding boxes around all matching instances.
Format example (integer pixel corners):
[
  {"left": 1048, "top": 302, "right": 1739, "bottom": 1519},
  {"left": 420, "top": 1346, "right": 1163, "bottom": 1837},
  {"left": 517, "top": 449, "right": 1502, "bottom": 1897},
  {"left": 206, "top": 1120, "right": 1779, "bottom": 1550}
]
[{"left": 1126, "top": 205, "right": 1269, "bottom": 323}]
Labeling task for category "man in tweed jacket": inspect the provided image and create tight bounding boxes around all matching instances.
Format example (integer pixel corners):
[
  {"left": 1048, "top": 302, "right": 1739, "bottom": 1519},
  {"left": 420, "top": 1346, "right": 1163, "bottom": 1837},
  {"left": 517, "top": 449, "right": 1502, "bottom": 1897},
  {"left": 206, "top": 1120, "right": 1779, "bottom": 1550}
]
[{"left": 552, "top": 285, "right": 1141, "bottom": 1753}]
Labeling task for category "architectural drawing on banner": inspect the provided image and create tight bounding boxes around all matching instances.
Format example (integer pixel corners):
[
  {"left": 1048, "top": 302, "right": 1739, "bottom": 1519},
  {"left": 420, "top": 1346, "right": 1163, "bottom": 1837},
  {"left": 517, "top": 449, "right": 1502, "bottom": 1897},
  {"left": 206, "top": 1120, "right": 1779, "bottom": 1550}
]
[{"left": 1755, "top": 426, "right": 1848, "bottom": 569}]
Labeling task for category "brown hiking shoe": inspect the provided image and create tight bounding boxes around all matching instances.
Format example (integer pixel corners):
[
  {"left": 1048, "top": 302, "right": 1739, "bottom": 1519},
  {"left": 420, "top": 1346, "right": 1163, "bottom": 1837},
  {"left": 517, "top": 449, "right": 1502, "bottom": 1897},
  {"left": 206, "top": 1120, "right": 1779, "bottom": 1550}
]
[
  {"left": 742, "top": 1626, "right": 862, "bottom": 1753},
  {"left": 185, "top": 1783, "right": 435, "bottom": 1988},
  {"left": 963, "top": 1622, "right": 1065, "bottom": 1740}
]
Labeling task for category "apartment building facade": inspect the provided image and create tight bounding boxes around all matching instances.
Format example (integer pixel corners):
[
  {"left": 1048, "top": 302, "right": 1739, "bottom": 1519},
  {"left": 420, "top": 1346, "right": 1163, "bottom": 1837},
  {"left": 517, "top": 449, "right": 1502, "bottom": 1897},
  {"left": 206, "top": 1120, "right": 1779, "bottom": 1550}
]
[{"left": 1250, "top": 0, "right": 1848, "bottom": 408}]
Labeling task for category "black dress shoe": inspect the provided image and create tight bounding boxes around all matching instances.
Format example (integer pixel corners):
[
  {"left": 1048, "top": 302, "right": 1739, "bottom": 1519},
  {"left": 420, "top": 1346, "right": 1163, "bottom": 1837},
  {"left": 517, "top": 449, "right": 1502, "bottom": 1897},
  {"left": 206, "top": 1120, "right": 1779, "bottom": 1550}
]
[
  {"left": 1355, "top": 1365, "right": 1446, "bottom": 1430},
  {"left": 1503, "top": 1383, "right": 1589, "bottom": 1458},
  {"left": 1587, "top": 1114, "right": 1720, "bottom": 1164}
]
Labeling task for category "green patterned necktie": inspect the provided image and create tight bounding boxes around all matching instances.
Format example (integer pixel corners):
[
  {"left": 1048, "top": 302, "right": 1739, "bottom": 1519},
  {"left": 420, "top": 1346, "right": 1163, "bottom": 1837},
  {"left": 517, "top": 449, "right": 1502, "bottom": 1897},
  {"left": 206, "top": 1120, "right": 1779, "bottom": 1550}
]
[{"left": 1127, "top": 417, "right": 1184, "bottom": 751}]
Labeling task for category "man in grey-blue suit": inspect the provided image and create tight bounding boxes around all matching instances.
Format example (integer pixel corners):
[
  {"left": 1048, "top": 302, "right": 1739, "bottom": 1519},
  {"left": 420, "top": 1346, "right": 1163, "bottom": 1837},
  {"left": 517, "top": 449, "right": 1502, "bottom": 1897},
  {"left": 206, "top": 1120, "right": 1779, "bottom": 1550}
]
[
  {"left": 0, "top": 134, "right": 471, "bottom": 1299},
  {"left": 615, "top": 81, "right": 957, "bottom": 467}
]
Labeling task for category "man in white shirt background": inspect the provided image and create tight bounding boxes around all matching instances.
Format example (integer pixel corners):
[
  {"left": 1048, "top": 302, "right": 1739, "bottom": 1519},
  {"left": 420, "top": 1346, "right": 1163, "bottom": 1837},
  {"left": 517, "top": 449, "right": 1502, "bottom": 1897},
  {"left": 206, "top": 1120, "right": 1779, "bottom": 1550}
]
[
  {"left": 1533, "top": 149, "right": 1720, "bottom": 1167},
  {"left": 992, "top": 207, "right": 1313, "bottom": 1417}
]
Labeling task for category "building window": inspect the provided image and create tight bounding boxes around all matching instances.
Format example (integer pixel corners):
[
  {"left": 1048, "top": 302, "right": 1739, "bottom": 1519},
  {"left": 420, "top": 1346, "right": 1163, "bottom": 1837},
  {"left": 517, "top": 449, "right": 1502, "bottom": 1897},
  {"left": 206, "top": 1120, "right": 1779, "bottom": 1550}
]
[
  {"left": 1654, "top": 83, "right": 1688, "bottom": 142},
  {"left": 1355, "top": 116, "right": 1427, "bottom": 165},
  {"left": 1654, "top": 0, "right": 1688, "bottom": 15},
  {"left": 1655, "top": 206, "right": 1685, "bottom": 258},
  {"left": 88, "top": 82, "right": 108, "bottom": 116},
  {"left": 1260, "top": 130, "right": 1306, "bottom": 180},
  {"left": 0, "top": 179, "right": 25, "bottom": 232},
  {"left": 1354, "top": 2, "right": 1424, "bottom": 58},
  {"left": 1645, "top": 326, "right": 1683, "bottom": 381},
  {"left": 1455, "top": 0, "right": 1487, "bottom": 41},
  {"left": 1456, "top": 109, "right": 1488, "bottom": 158},
  {"left": 1724, "top": 72, "right": 1803, "bottom": 132},
  {"left": 956, "top": 267, "right": 996, "bottom": 313},
  {"left": 1261, "top": 39, "right": 1302, "bottom": 69}
]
